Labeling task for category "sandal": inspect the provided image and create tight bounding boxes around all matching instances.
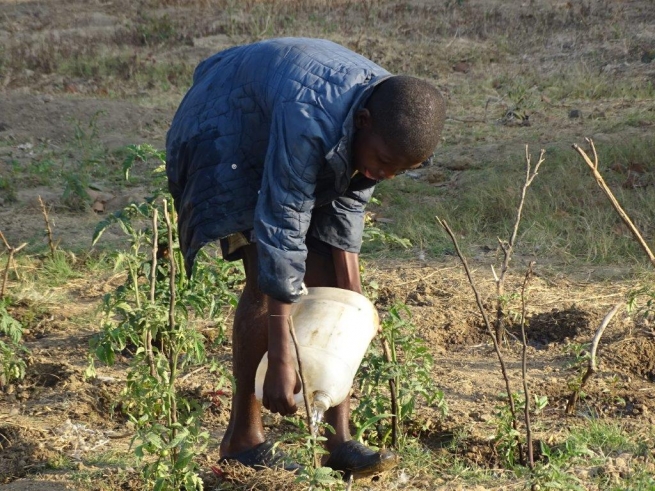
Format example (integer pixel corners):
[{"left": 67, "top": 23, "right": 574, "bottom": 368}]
[
  {"left": 219, "top": 440, "right": 302, "bottom": 472},
  {"left": 325, "top": 440, "right": 398, "bottom": 479}
]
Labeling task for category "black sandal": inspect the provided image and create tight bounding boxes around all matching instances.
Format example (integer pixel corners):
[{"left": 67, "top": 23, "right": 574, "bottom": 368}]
[
  {"left": 325, "top": 440, "right": 398, "bottom": 479},
  {"left": 219, "top": 440, "right": 302, "bottom": 472}
]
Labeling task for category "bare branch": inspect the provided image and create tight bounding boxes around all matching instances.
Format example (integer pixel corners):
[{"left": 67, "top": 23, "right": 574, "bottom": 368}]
[
  {"left": 0, "top": 231, "right": 28, "bottom": 299},
  {"left": 38, "top": 196, "right": 57, "bottom": 257},
  {"left": 573, "top": 140, "right": 655, "bottom": 268},
  {"left": 437, "top": 216, "right": 523, "bottom": 462},
  {"left": 162, "top": 199, "right": 179, "bottom": 440},
  {"left": 146, "top": 208, "right": 160, "bottom": 382},
  {"left": 288, "top": 315, "right": 320, "bottom": 469},
  {"left": 381, "top": 337, "right": 399, "bottom": 449},
  {"left": 566, "top": 302, "right": 623, "bottom": 414},
  {"left": 494, "top": 146, "right": 546, "bottom": 344},
  {"left": 519, "top": 262, "right": 535, "bottom": 468}
]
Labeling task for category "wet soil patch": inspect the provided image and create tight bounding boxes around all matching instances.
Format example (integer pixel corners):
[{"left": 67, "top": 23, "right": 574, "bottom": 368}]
[
  {"left": 523, "top": 306, "right": 591, "bottom": 348},
  {"left": 25, "top": 362, "right": 74, "bottom": 388}
]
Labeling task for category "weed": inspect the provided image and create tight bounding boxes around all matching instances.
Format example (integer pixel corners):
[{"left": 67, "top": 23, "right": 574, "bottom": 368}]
[
  {"left": 563, "top": 342, "right": 592, "bottom": 397},
  {"left": 47, "top": 454, "right": 74, "bottom": 470},
  {"left": 571, "top": 419, "right": 639, "bottom": 458},
  {"left": 0, "top": 298, "right": 27, "bottom": 388},
  {"left": 40, "top": 251, "right": 82, "bottom": 286},
  {"left": 280, "top": 416, "right": 345, "bottom": 489},
  {"left": 493, "top": 392, "right": 547, "bottom": 468}
]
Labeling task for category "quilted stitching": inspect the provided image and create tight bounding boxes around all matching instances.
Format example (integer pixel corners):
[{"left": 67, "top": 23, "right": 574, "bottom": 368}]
[{"left": 166, "top": 38, "right": 390, "bottom": 302}]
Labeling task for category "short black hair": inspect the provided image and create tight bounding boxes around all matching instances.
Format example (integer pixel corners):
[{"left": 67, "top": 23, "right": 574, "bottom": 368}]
[{"left": 365, "top": 76, "right": 446, "bottom": 163}]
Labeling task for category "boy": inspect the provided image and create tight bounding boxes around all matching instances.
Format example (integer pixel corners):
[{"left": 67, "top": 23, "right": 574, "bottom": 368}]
[{"left": 166, "top": 37, "right": 445, "bottom": 477}]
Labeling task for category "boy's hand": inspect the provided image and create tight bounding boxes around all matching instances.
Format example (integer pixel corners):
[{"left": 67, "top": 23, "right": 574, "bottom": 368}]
[
  {"left": 262, "top": 355, "right": 301, "bottom": 415},
  {"left": 263, "top": 298, "right": 300, "bottom": 415}
]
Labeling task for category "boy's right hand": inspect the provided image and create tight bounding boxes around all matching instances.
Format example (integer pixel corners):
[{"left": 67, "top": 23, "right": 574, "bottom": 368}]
[
  {"left": 261, "top": 355, "right": 301, "bottom": 416},
  {"left": 263, "top": 298, "right": 301, "bottom": 416}
]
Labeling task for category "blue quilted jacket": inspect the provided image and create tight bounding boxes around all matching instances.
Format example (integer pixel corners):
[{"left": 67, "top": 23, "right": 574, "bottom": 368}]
[{"left": 166, "top": 38, "right": 391, "bottom": 303}]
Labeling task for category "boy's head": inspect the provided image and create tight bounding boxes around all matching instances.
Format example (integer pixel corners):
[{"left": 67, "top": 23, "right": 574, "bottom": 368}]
[{"left": 352, "top": 75, "right": 446, "bottom": 181}]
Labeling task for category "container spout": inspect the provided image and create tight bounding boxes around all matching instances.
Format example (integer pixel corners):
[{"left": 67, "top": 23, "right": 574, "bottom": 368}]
[{"left": 310, "top": 390, "right": 331, "bottom": 438}]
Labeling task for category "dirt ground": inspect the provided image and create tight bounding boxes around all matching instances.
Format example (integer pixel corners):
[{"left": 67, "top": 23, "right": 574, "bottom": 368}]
[{"left": 1, "top": 1, "right": 655, "bottom": 490}]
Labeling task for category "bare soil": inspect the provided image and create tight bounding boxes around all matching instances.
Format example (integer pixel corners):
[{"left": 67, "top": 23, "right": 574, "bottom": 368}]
[{"left": 1, "top": 1, "right": 655, "bottom": 490}]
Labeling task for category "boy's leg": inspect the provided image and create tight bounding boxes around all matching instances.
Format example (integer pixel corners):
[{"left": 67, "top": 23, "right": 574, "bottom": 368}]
[
  {"left": 220, "top": 244, "right": 268, "bottom": 457},
  {"left": 303, "top": 250, "right": 351, "bottom": 452},
  {"left": 305, "top": 247, "right": 398, "bottom": 478}
]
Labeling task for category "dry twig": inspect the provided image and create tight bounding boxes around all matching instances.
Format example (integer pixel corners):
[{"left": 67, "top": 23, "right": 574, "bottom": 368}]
[
  {"left": 163, "top": 200, "right": 179, "bottom": 451},
  {"left": 437, "top": 217, "right": 524, "bottom": 465},
  {"left": 287, "top": 315, "right": 320, "bottom": 469},
  {"left": 519, "top": 262, "right": 535, "bottom": 468},
  {"left": 1, "top": 231, "right": 27, "bottom": 298},
  {"left": 573, "top": 139, "right": 655, "bottom": 268},
  {"left": 38, "top": 196, "right": 57, "bottom": 257},
  {"left": 381, "top": 337, "right": 399, "bottom": 448},
  {"left": 492, "top": 146, "right": 545, "bottom": 344},
  {"left": 566, "top": 302, "right": 623, "bottom": 414},
  {"left": 147, "top": 208, "right": 160, "bottom": 382}
]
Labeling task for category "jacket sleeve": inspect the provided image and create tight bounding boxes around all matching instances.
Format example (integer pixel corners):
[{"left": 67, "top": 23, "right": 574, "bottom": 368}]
[
  {"left": 308, "top": 186, "right": 375, "bottom": 252},
  {"left": 254, "top": 102, "right": 329, "bottom": 303}
]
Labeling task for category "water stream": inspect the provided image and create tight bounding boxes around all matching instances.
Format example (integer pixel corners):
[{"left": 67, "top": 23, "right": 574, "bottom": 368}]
[{"left": 310, "top": 404, "right": 325, "bottom": 438}]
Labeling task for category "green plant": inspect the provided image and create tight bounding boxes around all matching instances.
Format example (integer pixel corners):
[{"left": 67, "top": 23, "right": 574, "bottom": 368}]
[
  {"left": 0, "top": 298, "right": 28, "bottom": 387},
  {"left": 564, "top": 342, "right": 592, "bottom": 397},
  {"left": 280, "top": 416, "right": 345, "bottom": 489},
  {"left": 88, "top": 198, "right": 209, "bottom": 490},
  {"left": 493, "top": 392, "right": 549, "bottom": 468},
  {"left": 87, "top": 146, "right": 242, "bottom": 490},
  {"left": 353, "top": 304, "right": 447, "bottom": 448},
  {"left": 627, "top": 285, "right": 655, "bottom": 320}
]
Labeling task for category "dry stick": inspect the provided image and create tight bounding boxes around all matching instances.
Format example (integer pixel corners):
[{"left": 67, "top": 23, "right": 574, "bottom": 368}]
[
  {"left": 437, "top": 217, "right": 524, "bottom": 464},
  {"left": 566, "top": 302, "right": 623, "bottom": 415},
  {"left": 146, "top": 209, "right": 160, "bottom": 382},
  {"left": 381, "top": 337, "right": 399, "bottom": 449},
  {"left": 0, "top": 231, "right": 28, "bottom": 299},
  {"left": 162, "top": 200, "right": 179, "bottom": 457},
  {"left": 573, "top": 139, "right": 655, "bottom": 268},
  {"left": 519, "top": 262, "right": 536, "bottom": 468},
  {"left": 38, "top": 196, "right": 56, "bottom": 257},
  {"left": 1, "top": 231, "right": 22, "bottom": 282},
  {"left": 287, "top": 315, "right": 321, "bottom": 469},
  {"left": 492, "top": 146, "right": 545, "bottom": 344}
]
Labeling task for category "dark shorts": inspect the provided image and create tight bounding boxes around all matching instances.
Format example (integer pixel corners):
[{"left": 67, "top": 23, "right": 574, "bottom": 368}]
[{"left": 220, "top": 229, "right": 332, "bottom": 262}]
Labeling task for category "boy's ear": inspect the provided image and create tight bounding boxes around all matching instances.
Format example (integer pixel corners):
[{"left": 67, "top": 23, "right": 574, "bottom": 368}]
[{"left": 354, "top": 108, "right": 372, "bottom": 130}]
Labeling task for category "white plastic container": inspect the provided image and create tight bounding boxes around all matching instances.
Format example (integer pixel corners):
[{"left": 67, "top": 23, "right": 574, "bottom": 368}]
[{"left": 254, "top": 287, "right": 379, "bottom": 412}]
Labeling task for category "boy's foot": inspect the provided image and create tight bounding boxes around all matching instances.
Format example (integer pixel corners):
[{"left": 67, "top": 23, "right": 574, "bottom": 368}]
[
  {"left": 325, "top": 440, "right": 398, "bottom": 479},
  {"left": 219, "top": 440, "right": 302, "bottom": 472}
]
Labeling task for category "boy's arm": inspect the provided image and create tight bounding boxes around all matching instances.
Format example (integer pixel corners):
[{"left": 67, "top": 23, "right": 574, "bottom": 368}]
[{"left": 332, "top": 248, "right": 362, "bottom": 294}]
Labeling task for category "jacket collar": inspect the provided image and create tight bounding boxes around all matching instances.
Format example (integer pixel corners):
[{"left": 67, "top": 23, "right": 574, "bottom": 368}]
[{"left": 325, "top": 74, "right": 392, "bottom": 194}]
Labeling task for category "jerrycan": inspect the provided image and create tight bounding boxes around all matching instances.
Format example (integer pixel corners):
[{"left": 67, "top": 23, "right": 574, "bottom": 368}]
[{"left": 254, "top": 287, "right": 379, "bottom": 413}]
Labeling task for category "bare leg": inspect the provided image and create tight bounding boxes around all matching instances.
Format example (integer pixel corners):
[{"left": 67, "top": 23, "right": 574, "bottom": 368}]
[
  {"left": 220, "top": 244, "right": 268, "bottom": 457},
  {"left": 304, "top": 251, "right": 352, "bottom": 453}
]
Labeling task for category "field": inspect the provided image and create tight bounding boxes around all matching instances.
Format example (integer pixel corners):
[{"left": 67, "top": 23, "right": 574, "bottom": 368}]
[{"left": 1, "top": 0, "right": 655, "bottom": 490}]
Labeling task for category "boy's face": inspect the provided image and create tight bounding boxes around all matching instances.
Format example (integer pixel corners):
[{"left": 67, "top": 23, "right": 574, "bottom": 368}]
[{"left": 351, "top": 109, "right": 423, "bottom": 181}]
